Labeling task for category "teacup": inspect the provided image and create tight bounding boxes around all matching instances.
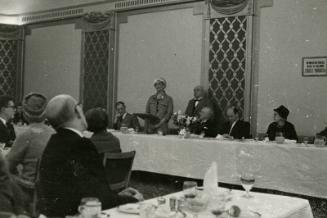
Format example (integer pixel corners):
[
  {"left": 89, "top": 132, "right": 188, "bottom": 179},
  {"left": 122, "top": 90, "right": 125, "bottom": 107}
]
[
  {"left": 275, "top": 136, "right": 285, "bottom": 144},
  {"left": 78, "top": 198, "right": 102, "bottom": 218}
]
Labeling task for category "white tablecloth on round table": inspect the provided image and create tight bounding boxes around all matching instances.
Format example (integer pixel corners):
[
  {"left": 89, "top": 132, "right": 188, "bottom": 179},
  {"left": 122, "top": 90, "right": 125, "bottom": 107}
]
[
  {"left": 103, "top": 188, "right": 313, "bottom": 218},
  {"left": 113, "top": 132, "right": 327, "bottom": 198}
]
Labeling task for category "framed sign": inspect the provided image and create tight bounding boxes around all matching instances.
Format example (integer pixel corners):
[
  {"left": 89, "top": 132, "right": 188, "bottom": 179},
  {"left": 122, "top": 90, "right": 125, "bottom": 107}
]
[{"left": 302, "top": 56, "right": 327, "bottom": 77}]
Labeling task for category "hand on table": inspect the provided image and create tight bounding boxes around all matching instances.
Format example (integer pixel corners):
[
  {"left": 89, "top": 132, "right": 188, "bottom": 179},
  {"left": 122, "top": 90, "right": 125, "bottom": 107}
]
[{"left": 119, "top": 187, "right": 144, "bottom": 201}]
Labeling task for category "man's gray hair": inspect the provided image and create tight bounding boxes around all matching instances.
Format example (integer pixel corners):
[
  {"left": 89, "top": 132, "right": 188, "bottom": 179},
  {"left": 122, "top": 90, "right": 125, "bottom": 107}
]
[{"left": 45, "top": 95, "right": 77, "bottom": 129}]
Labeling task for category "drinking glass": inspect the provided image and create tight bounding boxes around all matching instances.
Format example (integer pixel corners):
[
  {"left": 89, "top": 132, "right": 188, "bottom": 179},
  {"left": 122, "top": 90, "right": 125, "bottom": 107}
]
[
  {"left": 183, "top": 181, "right": 198, "bottom": 202},
  {"left": 303, "top": 137, "right": 309, "bottom": 146},
  {"left": 240, "top": 173, "right": 255, "bottom": 198},
  {"left": 183, "top": 181, "right": 197, "bottom": 191}
]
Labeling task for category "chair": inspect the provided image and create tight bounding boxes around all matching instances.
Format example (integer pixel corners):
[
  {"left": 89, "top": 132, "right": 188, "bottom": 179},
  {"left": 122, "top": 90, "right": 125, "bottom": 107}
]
[{"left": 103, "top": 151, "right": 136, "bottom": 192}]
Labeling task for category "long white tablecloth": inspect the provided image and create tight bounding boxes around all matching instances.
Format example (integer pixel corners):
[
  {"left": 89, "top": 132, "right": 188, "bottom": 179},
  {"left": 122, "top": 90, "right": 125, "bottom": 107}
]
[
  {"left": 113, "top": 132, "right": 327, "bottom": 198},
  {"left": 104, "top": 189, "right": 313, "bottom": 218}
]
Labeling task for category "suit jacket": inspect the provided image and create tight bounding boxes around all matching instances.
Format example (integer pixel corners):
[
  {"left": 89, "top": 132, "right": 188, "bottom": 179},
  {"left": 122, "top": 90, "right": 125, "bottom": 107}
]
[
  {"left": 220, "top": 120, "right": 250, "bottom": 139},
  {"left": 266, "top": 121, "right": 298, "bottom": 141},
  {"left": 90, "top": 131, "right": 121, "bottom": 154},
  {"left": 318, "top": 127, "right": 327, "bottom": 138},
  {"left": 145, "top": 93, "right": 173, "bottom": 134},
  {"left": 113, "top": 113, "right": 140, "bottom": 131},
  {"left": 0, "top": 120, "right": 16, "bottom": 147},
  {"left": 185, "top": 98, "right": 213, "bottom": 118},
  {"left": 189, "top": 119, "right": 218, "bottom": 138},
  {"left": 38, "top": 128, "right": 136, "bottom": 217}
]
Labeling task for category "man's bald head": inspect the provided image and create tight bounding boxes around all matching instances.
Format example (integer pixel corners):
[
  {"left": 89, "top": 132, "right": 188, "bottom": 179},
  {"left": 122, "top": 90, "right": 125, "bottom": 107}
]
[
  {"left": 193, "top": 85, "right": 205, "bottom": 99},
  {"left": 45, "top": 95, "right": 78, "bottom": 129}
]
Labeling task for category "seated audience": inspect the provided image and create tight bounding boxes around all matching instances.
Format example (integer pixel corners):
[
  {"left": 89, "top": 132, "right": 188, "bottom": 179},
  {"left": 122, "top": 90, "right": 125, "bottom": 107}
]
[
  {"left": 266, "top": 105, "right": 298, "bottom": 141},
  {"left": 85, "top": 107, "right": 121, "bottom": 154},
  {"left": 185, "top": 86, "right": 213, "bottom": 118},
  {"left": 38, "top": 95, "right": 142, "bottom": 217},
  {"left": 220, "top": 106, "right": 250, "bottom": 139},
  {"left": 0, "top": 154, "right": 29, "bottom": 217},
  {"left": 189, "top": 107, "right": 218, "bottom": 137},
  {"left": 113, "top": 101, "right": 140, "bottom": 131},
  {"left": 7, "top": 93, "right": 54, "bottom": 203},
  {"left": 0, "top": 95, "right": 16, "bottom": 147},
  {"left": 145, "top": 78, "right": 173, "bottom": 135}
]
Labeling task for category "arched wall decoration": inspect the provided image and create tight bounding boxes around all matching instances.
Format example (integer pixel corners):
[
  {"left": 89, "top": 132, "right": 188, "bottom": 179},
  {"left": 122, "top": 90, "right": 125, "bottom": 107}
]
[
  {"left": 0, "top": 24, "right": 24, "bottom": 101},
  {"left": 210, "top": 0, "right": 249, "bottom": 15}
]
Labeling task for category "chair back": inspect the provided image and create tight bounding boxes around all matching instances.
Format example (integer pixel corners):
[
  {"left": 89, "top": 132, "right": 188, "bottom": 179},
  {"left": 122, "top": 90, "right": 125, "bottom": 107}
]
[{"left": 103, "top": 151, "right": 136, "bottom": 191}]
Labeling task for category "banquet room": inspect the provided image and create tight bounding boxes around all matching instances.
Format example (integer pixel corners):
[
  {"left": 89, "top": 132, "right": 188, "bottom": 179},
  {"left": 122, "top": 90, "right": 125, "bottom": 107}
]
[{"left": 0, "top": 0, "right": 327, "bottom": 217}]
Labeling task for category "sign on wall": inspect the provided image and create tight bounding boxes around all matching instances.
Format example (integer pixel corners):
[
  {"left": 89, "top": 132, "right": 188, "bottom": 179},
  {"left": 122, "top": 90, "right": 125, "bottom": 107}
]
[{"left": 302, "top": 56, "right": 327, "bottom": 77}]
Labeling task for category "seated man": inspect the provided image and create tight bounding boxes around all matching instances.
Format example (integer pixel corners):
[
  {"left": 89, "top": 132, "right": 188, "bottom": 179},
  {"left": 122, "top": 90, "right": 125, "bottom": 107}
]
[
  {"left": 113, "top": 101, "right": 140, "bottom": 131},
  {"left": 189, "top": 107, "right": 218, "bottom": 137},
  {"left": 0, "top": 95, "right": 16, "bottom": 147},
  {"left": 185, "top": 86, "right": 213, "bottom": 118},
  {"left": 220, "top": 106, "right": 250, "bottom": 139},
  {"left": 38, "top": 95, "right": 142, "bottom": 217},
  {"left": 7, "top": 93, "right": 54, "bottom": 204},
  {"left": 266, "top": 105, "right": 298, "bottom": 141},
  {"left": 85, "top": 107, "right": 121, "bottom": 154}
]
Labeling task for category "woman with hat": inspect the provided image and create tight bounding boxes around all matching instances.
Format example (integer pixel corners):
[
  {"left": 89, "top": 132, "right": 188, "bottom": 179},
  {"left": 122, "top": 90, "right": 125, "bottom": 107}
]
[
  {"left": 145, "top": 78, "right": 174, "bottom": 135},
  {"left": 266, "top": 105, "right": 298, "bottom": 141},
  {"left": 6, "top": 93, "right": 54, "bottom": 206}
]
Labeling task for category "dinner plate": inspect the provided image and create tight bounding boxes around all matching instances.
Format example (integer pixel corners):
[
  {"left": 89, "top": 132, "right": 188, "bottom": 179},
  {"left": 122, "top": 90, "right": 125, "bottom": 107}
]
[{"left": 117, "top": 203, "right": 140, "bottom": 214}]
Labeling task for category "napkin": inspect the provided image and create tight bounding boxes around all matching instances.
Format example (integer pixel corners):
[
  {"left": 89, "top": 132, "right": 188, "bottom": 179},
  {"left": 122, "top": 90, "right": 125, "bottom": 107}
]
[{"left": 203, "top": 162, "right": 219, "bottom": 195}]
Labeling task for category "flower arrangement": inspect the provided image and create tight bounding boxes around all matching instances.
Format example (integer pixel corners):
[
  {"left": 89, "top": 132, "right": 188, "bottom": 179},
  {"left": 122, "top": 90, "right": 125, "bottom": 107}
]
[
  {"left": 172, "top": 111, "right": 198, "bottom": 138},
  {"left": 172, "top": 111, "right": 197, "bottom": 129}
]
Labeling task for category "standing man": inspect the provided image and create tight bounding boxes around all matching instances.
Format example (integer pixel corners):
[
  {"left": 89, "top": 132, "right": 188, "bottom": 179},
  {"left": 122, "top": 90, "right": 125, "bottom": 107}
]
[
  {"left": 38, "top": 95, "right": 142, "bottom": 217},
  {"left": 0, "top": 95, "right": 16, "bottom": 147},
  {"left": 145, "top": 78, "right": 173, "bottom": 135},
  {"left": 113, "top": 101, "right": 140, "bottom": 131},
  {"left": 220, "top": 106, "right": 250, "bottom": 139},
  {"left": 185, "top": 86, "right": 213, "bottom": 118}
]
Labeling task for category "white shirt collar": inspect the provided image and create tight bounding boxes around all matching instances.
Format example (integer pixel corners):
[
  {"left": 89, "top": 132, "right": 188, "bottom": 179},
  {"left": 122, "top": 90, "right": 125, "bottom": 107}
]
[
  {"left": 0, "top": 117, "right": 6, "bottom": 126},
  {"left": 64, "top": 127, "right": 84, "bottom": 138},
  {"left": 122, "top": 113, "right": 127, "bottom": 120}
]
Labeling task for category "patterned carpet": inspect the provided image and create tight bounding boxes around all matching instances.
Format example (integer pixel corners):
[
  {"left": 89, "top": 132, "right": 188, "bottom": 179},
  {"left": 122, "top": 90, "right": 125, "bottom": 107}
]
[{"left": 129, "top": 171, "right": 327, "bottom": 218}]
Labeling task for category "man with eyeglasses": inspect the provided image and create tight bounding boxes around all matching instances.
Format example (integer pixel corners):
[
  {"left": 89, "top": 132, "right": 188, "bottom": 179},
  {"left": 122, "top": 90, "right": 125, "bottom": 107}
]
[{"left": 0, "top": 95, "right": 16, "bottom": 147}]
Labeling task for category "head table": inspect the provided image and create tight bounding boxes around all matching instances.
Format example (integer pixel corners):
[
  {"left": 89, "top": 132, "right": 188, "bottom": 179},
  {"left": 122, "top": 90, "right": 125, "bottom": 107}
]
[
  {"left": 103, "top": 188, "right": 313, "bottom": 218},
  {"left": 111, "top": 131, "right": 327, "bottom": 199},
  {"left": 12, "top": 126, "right": 327, "bottom": 199}
]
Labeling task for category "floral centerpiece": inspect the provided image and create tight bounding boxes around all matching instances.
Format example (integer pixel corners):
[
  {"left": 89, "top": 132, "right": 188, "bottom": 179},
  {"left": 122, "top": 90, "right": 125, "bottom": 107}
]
[{"left": 172, "top": 110, "right": 198, "bottom": 138}]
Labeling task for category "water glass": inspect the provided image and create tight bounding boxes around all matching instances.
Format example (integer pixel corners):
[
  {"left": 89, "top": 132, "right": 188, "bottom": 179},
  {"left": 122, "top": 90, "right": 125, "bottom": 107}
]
[
  {"left": 183, "top": 181, "right": 197, "bottom": 191},
  {"left": 240, "top": 173, "right": 255, "bottom": 198}
]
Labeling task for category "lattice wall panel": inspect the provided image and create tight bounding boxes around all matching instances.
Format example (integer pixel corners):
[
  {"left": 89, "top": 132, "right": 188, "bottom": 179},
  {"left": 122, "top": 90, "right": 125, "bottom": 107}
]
[
  {"left": 0, "top": 39, "right": 18, "bottom": 97},
  {"left": 208, "top": 16, "right": 247, "bottom": 114},
  {"left": 83, "top": 30, "right": 109, "bottom": 111}
]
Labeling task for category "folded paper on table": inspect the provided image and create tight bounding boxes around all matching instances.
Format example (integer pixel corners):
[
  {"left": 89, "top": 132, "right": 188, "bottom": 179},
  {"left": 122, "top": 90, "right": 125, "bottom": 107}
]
[
  {"left": 134, "top": 113, "right": 161, "bottom": 124},
  {"left": 203, "top": 162, "right": 219, "bottom": 195}
]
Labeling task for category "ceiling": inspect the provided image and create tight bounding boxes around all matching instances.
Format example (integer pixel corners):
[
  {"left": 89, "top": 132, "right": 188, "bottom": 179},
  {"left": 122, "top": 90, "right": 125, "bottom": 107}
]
[{"left": 0, "top": 0, "right": 115, "bottom": 15}]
